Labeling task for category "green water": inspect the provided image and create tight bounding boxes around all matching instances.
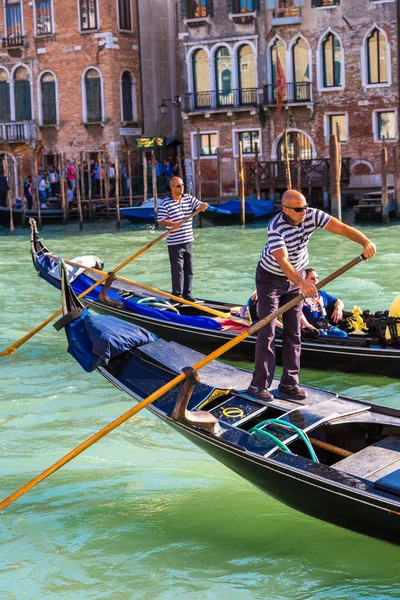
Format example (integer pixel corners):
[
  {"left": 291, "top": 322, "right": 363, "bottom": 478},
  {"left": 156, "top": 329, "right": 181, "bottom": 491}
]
[{"left": 1, "top": 217, "right": 400, "bottom": 599}]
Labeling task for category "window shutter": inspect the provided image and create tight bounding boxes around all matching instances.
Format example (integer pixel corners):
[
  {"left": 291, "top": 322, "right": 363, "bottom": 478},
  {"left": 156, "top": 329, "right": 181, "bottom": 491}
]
[
  {"left": 15, "top": 81, "right": 31, "bottom": 120},
  {"left": 0, "top": 82, "right": 10, "bottom": 121},
  {"left": 206, "top": 0, "right": 213, "bottom": 16},
  {"left": 181, "top": 0, "right": 188, "bottom": 19},
  {"left": 42, "top": 80, "right": 56, "bottom": 125},
  {"left": 311, "top": 0, "right": 317, "bottom": 6},
  {"left": 253, "top": 0, "right": 260, "bottom": 11},
  {"left": 86, "top": 77, "right": 102, "bottom": 122},
  {"left": 122, "top": 80, "right": 133, "bottom": 122}
]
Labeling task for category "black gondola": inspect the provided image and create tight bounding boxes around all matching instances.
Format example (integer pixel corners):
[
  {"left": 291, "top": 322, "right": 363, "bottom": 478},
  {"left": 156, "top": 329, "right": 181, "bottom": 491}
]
[
  {"left": 30, "top": 220, "right": 400, "bottom": 378},
  {"left": 56, "top": 259, "right": 400, "bottom": 545}
]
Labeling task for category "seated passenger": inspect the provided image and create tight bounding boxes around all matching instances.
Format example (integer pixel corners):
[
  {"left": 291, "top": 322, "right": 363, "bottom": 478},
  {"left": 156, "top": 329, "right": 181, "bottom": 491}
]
[{"left": 302, "top": 268, "right": 347, "bottom": 338}]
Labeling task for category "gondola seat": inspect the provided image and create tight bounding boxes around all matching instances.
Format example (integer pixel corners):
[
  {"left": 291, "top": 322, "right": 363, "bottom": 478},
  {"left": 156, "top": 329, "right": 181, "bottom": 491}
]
[{"left": 334, "top": 435, "right": 400, "bottom": 481}]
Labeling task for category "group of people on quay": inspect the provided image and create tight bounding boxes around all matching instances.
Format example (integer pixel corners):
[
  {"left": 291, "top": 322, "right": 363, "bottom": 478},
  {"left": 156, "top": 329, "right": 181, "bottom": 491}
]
[
  {"left": 158, "top": 180, "right": 377, "bottom": 403},
  {"left": 19, "top": 159, "right": 130, "bottom": 210}
]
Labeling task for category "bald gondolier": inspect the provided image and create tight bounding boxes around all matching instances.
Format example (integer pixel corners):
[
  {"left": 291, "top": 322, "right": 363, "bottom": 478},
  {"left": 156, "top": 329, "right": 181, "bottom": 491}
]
[
  {"left": 247, "top": 189, "right": 376, "bottom": 402},
  {"left": 158, "top": 176, "right": 208, "bottom": 302}
]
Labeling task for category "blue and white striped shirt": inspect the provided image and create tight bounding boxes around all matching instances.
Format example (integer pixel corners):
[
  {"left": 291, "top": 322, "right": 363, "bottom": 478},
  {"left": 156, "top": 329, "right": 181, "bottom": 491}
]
[
  {"left": 260, "top": 208, "right": 331, "bottom": 276},
  {"left": 158, "top": 193, "right": 202, "bottom": 246}
]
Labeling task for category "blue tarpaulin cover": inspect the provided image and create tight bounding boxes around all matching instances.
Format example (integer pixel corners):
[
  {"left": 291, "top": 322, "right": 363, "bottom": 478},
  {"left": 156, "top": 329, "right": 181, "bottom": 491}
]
[
  {"left": 67, "top": 311, "right": 157, "bottom": 372},
  {"left": 206, "top": 199, "right": 274, "bottom": 217}
]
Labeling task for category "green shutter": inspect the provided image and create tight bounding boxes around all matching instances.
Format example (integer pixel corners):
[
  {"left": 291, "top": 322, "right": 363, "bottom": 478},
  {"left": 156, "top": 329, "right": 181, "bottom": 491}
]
[
  {"left": 181, "top": 0, "right": 188, "bottom": 19},
  {"left": 42, "top": 81, "right": 56, "bottom": 125},
  {"left": 206, "top": 0, "right": 213, "bottom": 16},
  {"left": 253, "top": 0, "right": 260, "bottom": 11},
  {"left": 15, "top": 81, "right": 32, "bottom": 121},
  {"left": 229, "top": 0, "right": 236, "bottom": 12},
  {"left": 0, "top": 82, "right": 10, "bottom": 121},
  {"left": 86, "top": 77, "right": 101, "bottom": 122}
]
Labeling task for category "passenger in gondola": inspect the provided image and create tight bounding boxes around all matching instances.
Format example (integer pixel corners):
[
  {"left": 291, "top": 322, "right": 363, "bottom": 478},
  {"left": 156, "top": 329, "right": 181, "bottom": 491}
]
[
  {"left": 301, "top": 268, "right": 348, "bottom": 338},
  {"left": 247, "top": 189, "right": 376, "bottom": 403},
  {"left": 158, "top": 176, "right": 208, "bottom": 302}
]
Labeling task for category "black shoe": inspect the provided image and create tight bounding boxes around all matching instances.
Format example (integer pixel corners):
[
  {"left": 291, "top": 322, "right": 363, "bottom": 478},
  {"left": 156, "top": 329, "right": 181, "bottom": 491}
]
[
  {"left": 246, "top": 385, "right": 274, "bottom": 401},
  {"left": 172, "top": 293, "right": 183, "bottom": 299},
  {"left": 183, "top": 295, "right": 196, "bottom": 303},
  {"left": 278, "top": 383, "right": 308, "bottom": 401}
]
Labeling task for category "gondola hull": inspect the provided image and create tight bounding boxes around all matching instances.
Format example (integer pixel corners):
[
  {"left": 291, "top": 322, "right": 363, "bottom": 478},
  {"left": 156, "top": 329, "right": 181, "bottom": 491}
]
[
  {"left": 30, "top": 220, "right": 400, "bottom": 378},
  {"left": 57, "top": 263, "right": 400, "bottom": 545}
]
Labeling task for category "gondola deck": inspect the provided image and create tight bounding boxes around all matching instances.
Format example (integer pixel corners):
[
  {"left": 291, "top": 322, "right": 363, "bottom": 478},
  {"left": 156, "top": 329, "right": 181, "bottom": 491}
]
[
  {"left": 30, "top": 220, "right": 400, "bottom": 377},
  {"left": 55, "top": 260, "right": 400, "bottom": 545}
]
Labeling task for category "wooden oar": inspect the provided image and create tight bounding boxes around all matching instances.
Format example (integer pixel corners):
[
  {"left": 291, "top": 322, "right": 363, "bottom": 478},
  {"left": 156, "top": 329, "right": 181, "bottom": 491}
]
[
  {"left": 0, "top": 208, "right": 204, "bottom": 357},
  {"left": 0, "top": 254, "right": 366, "bottom": 511},
  {"left": 43, "top": 253, "right": 232, "bottom": 320}
]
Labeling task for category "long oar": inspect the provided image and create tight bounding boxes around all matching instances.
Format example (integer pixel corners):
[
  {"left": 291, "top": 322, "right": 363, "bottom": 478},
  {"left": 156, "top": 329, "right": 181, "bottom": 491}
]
[
  {"left": 0, "top": 208, "right": 204, "bottom": 357},
  {"left": 43, "top": 254, "right": 232, "bottom": 320},
  {"left": 0, "top": 254, "right": 365, "bottom": 511}
]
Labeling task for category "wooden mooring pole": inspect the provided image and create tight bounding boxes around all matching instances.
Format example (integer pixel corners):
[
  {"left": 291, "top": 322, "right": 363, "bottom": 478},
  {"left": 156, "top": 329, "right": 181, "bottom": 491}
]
[
  {"left": 381, "top": 145, "right": 389, "bottom": 224},
  {"left": 33, "top": 157, "right": 42, "bottom": 229},
  {"left": 196, "top": 129, "right": 202, "bottom": 228},
  {"left": 142, "top": 152, "right": 148, "bottom": 204},
  {"left": 5, "top": 155, "right": 14, "bottom": 232},
  {"left": 329, "top": 133, "right": 342, "bottom": 221},
  {"left": 216, "top": 147, "right": 221, "bottom": 205},
  {"left": 128, "top": 150, "right": 133, "bottom": 207},
  {"left": 19, "top": 156, "right": 25, "bottom": 228},
  {"left": 393, "top": 146, "right": 400, "bottom": 219},
  {"left": 284, "top": 130, "right": 292, "bottom": 191},
  {"left": 115, "top": 154, "right": 121, "bottom": 229},
  {"left": 151, "top": 150, "right": 158, "bottom": 228},
  {"left": 254, "top": 142, "right": 260, "bottom": 200},
  {"left": 177, "top": 145, "right": 183, "bottom": 180},
  {"left": 239, "top": 140, "right": 245, "bottom": 228},
  {"left": 76, "top": 157, "right": 83, "bottom": 230}
]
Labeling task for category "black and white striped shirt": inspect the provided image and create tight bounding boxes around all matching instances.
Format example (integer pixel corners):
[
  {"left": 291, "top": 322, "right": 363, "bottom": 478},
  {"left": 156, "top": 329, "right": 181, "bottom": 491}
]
[
  {"left": 158, "top": 193, "right": 202, "bottom": 246},
  {"left": 260, "top": 208, "right": 331, "bottom": 276}
]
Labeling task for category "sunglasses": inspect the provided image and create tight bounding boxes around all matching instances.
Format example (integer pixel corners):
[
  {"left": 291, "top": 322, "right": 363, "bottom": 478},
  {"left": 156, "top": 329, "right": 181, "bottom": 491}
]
[
  {"left": 282, "top": 204, "right": 308, "bottom": 213},
  {"left": 173, "top": 184, "right": 183, "bottom": 188}
]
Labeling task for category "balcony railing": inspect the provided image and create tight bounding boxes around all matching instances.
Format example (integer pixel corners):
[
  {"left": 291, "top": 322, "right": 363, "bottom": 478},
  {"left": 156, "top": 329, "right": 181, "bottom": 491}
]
[
  {"left": 2, "top": 35, "right": 25, "bottom": 48},
  {"left": 0, "top": 121, "right": 36, "bottom": 143},
  {"left": 263, "top": 82, "right": 311, "bottom": 106},
  {"left": 184, "top": 88, "right": 258, "bottom": 112},
  {"left": 268, "top": 0, "right": 303, "bottom": 25},
  {"left": 245, "top": 158, "right": 351, "bottom": 189}
]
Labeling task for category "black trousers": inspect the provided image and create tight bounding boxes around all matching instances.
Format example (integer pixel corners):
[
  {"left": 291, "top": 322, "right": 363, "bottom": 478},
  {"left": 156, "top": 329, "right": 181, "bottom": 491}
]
[{"left": 168, "top": 242, "right": 193, "bottom": 298}]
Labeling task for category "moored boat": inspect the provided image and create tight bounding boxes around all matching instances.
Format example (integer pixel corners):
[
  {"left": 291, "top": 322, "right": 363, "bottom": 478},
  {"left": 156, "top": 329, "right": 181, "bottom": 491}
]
[
  {"left": 30, "top": 220, "right": 400, "bottom": 377},
  {"left": 120, "top": 198, "right": 158, "bottom": 223},
  {"left": 56, "top": 259, "right": 400, "bottom": 545},
  {"left": 202, "top": 198, "right": 276, "bottom": 225},
  {"left": 0, "top": 204, "right": 81, "bottom": 226}
]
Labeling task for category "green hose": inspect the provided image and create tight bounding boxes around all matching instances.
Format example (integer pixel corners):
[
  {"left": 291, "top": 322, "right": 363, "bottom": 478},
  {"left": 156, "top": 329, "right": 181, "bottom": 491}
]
[{"left": 250, "top": 418, "right": 319, "bottom": 463}]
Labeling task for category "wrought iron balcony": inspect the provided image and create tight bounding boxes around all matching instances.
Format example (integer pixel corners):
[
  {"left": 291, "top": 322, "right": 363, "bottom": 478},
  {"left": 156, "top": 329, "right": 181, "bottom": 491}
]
[
  {"left": 263, "top": 82, "right": 311, "bottom": 106},
  {"left": 184, "top": 88, "right": 258, "bottom": 113},
  {"left": 2, "top": 35, "right": 25, "bottom": 48},
  {"left": 0, "top": 121, "right": 36, "bottom": 143},
  {"left": 268, "top": 0, "right": 302, "bottom": 25}
]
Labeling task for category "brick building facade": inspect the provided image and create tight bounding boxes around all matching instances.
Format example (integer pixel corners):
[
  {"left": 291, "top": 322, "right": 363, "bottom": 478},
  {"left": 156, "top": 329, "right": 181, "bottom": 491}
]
[
  {"left": 178, "top": 0, "right": 399, "bottom": 202},
  {"left": 0, "top": 0, "right": 179, "bottom": 197}
]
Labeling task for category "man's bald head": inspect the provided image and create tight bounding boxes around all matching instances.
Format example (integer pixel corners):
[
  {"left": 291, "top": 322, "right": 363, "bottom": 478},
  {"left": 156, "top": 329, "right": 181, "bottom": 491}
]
[{"left": 282, "top": 189, "right": 306, "bottom": 207}]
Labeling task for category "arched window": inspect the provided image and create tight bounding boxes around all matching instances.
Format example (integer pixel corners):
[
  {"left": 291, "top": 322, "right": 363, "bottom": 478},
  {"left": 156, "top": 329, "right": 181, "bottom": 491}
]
[
  {"left": 270, "top": 39, "right": 286, "bottom": 104},
  {"left": 121, "top": 71, "right": 136, "bottom": 122},
  {"left": 14, "top": 67, "right": 31, "bottom": 120},
  {"left": 40, "top": 72, "right": 57, "bottom": 125},
  {"left": 322, "top": 32, "right": 341, "bottom": 88},
  {"left": 84, "top": 68, "right": 102, "bottom": 123},
  {"left": 0, "top": 71, "right": 10, "bottom": 122},
  {"left": 192, "top": 49, "right": 210, "bottom": 109},
  {"left": 278, "top": 132, "right": 312, "bottom": 161},
  {"left": 367, "top": 28, "right": 388, "bottom": 84},
  {"left": 215, "top": 47, "right": 233, "bottom": 107},
  {"left": 292, "top": 38, "right": 310, "bottom": 101},
  {"left": 238, "top": 44, "right": 256, "bottom": 105}
]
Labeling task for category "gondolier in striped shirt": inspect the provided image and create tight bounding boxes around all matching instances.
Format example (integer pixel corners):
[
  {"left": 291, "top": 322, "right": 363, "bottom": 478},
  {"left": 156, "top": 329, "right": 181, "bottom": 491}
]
[
  {"left": 158, "top": 177, "right": 208, "bottom": 302},
  {"left": 248, "top": 189, "right": 376, "bottom": 402}
]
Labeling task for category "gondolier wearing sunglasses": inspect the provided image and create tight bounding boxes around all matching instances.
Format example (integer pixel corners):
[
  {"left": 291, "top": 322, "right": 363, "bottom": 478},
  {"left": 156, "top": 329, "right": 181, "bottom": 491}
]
[
  {"left": 247, "top": 189, "right": 376, "bottom": 402},
  {"left": 158, "top": 177, "right": 208, "bottom": 302}
]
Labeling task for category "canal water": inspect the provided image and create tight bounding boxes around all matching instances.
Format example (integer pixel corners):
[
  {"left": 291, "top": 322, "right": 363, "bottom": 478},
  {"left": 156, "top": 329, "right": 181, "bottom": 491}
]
[{"left": 1, "top": 216, "right": 400, "bottom": 599}]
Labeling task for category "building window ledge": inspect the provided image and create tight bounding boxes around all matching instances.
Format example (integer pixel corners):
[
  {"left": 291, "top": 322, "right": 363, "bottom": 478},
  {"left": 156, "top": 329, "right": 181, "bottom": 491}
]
[
  {"left": 83, "top": 121, "right": 105, "bottom": 127},
  {"left": 78, "top": 28, "right": 101, "bottom": 35},
  {"left": 185, "top": 106, "right": 259, "bottom": 117},
  {"left": 183, "top": 16, "right": 211, "bottom": 28},
  {"left": 40, "top": 123, "right": 59, "bottom": 129},
  {"left": 34, "top": 33, "right": 56, "bottom": 40},
  {"left": 228, "top": 11, "right": 257, "bottom": 24}
]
